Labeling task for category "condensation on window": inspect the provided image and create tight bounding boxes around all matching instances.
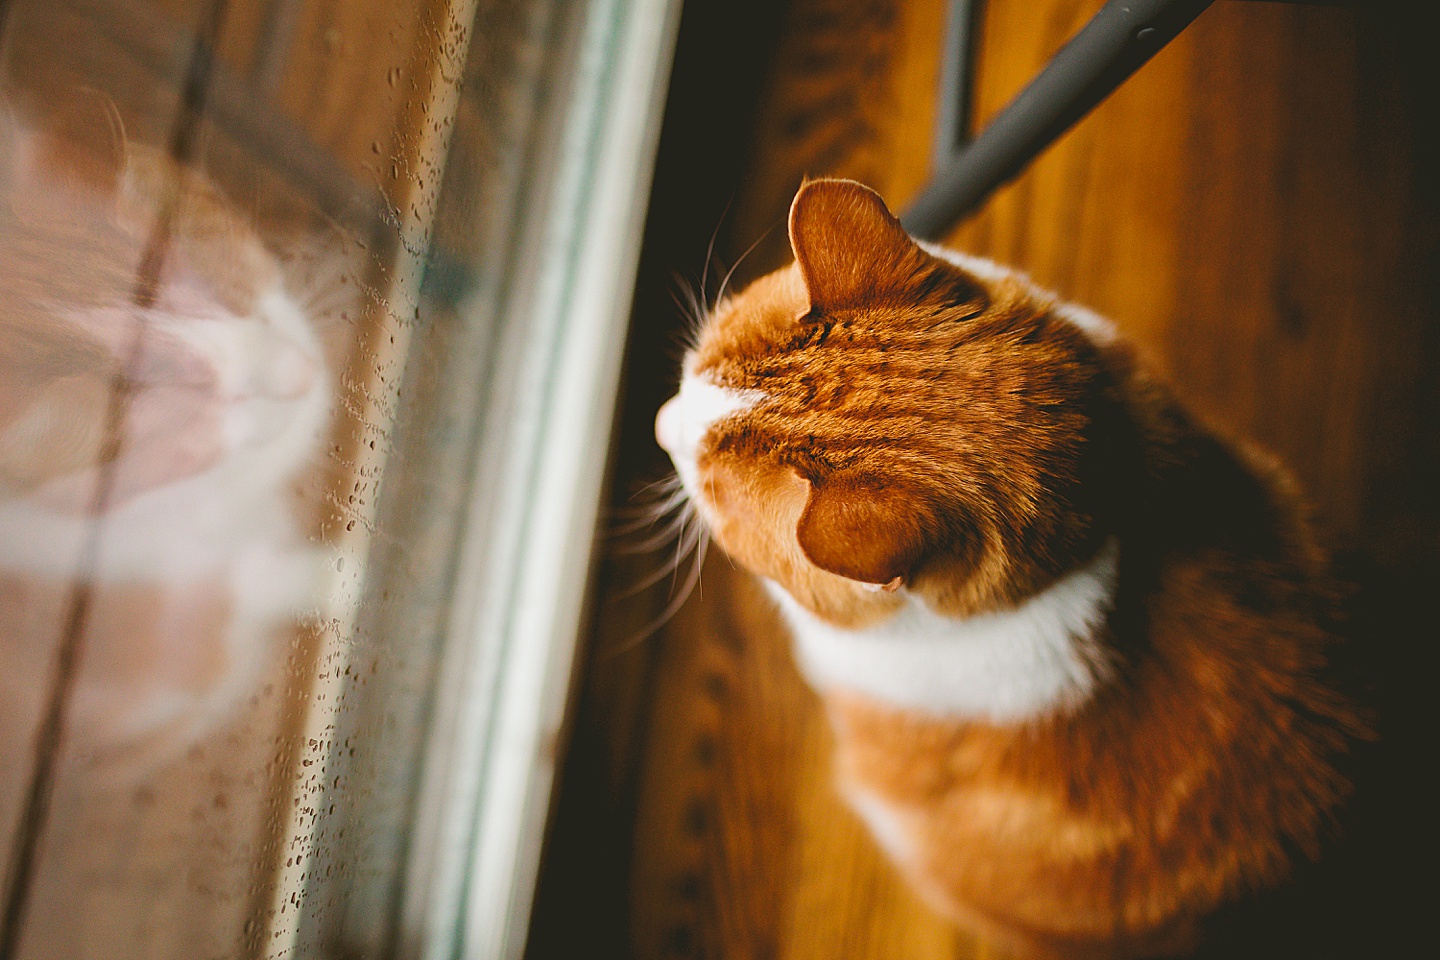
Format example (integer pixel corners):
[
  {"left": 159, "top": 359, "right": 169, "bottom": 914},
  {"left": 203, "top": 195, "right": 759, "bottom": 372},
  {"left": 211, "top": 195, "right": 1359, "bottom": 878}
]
[{"left": 0, "top": 0, "right": 577, "bottom": 956}]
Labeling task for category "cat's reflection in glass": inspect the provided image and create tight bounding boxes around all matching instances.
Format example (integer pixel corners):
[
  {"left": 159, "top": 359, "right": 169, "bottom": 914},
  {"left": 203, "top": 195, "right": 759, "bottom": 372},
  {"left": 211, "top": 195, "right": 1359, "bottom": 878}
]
[{"left": 0, "top": 108, "right": 335, "bottom": 776}]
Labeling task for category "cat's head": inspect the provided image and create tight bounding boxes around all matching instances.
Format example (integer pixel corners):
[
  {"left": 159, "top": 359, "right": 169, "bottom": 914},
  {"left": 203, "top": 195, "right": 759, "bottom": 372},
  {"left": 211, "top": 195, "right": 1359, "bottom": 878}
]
[{"left": 657, "top": 179, "right": 1119, "bottom": 627}]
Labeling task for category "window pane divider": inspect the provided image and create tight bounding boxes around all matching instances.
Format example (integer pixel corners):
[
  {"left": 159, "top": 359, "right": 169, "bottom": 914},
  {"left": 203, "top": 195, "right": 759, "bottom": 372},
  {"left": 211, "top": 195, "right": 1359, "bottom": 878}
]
[{"left": 392, "top": 0, "right": 680, "bottom": 957}]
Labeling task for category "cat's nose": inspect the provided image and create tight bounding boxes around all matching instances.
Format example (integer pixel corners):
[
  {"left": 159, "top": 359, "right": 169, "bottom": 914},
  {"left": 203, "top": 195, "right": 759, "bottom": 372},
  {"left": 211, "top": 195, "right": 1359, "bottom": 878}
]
[{"left": 655, "top": 395, "right": 680, "bottom": 453}]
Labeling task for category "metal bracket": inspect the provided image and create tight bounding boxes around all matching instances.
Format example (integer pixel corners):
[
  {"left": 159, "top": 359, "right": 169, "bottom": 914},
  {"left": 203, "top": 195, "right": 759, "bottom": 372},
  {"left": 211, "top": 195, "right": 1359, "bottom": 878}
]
[{"left": 903, "top": 0, "right": 1215, "bottom": 239}]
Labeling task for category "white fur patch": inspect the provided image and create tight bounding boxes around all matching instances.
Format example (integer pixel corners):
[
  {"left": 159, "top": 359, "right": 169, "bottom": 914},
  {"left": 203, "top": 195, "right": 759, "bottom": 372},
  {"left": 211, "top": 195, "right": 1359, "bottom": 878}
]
[
  {"left": 844, "top": 783, "right": 916, "bottom": 866},
  {"left": 921, "top": 244, "right": 1013, "bottom": 286},
  {"left": 1053, "top": 301, "right": 1119, "bottom": 346},
  {"left": 769, "top": 540, "right": 1119, "bottom": 723},
  {"left": 655, "top": 372, "right": 762, "bottom": 500}
]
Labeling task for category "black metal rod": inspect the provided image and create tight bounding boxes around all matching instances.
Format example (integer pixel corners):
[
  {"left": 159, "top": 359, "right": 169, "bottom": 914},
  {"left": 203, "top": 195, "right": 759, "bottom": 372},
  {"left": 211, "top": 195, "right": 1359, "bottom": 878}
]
[
  {"left": 902, "top": 0, "right": 1214, "bottom": 239},
  {"left": 932, "top": 0, "right": 981, "bottom": 170}
]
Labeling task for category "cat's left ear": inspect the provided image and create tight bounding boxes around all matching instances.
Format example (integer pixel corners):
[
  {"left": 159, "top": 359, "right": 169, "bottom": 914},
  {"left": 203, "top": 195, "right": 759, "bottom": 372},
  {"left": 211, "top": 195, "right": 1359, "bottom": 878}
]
[
  {"left": 788, "top": 178, "right": 981, "bottom": 315},
  {"left": 795, "top": 471, "right": 936, "bottom": 589}
]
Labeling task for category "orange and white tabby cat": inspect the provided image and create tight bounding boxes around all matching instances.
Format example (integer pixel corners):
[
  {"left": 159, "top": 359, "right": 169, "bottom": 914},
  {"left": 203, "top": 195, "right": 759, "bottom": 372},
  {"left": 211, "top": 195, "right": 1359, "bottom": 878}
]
[{"left": 655, "top": 179, "right": 1367, "bottom": 959}]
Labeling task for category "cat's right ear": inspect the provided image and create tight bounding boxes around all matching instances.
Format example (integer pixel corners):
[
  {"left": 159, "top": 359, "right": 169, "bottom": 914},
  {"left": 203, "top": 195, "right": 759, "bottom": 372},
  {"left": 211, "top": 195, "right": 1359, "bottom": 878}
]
[
  {"left": 788, "top": 178, "right": 983, "bottom": 316},
  {"left": 795, "top": 471, "right": 937, "bottom": 588}
]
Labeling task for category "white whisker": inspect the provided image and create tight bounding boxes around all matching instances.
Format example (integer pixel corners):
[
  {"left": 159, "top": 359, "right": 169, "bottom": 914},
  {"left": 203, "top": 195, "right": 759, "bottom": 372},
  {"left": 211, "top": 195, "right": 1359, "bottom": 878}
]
[
  {"left": 631, "top": 473, "right": 685, "bottom": 498},
  {"left": 615, "top": 543, "right": 692, "bottom": 598},
  {"left": 614, "top": 510, "right": 693, "bottom": 554},
  {"left": 691, "top": 524, "right": 710, "bottom": 601},
  {"left": 602, "top": 527, "right": 709, "bottom": 658},
  {"left": 666, "top": 505, "right": 699, "bottom": 595},
  {"left": 713, "top": 225, "right": 774, "bottom": 313},
  {"left": 606, "top": 487, "right": 688, "bottom": 536}
]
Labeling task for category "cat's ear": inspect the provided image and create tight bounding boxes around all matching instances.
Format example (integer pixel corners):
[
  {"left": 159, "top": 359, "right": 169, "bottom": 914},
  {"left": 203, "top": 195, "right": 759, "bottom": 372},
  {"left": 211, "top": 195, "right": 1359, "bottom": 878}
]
[
  {"left": 795, "top": 471, "right": 934, "bottom": 588},
  {"left": 788, "top": 178, "right": 980, "bottom": 315}
]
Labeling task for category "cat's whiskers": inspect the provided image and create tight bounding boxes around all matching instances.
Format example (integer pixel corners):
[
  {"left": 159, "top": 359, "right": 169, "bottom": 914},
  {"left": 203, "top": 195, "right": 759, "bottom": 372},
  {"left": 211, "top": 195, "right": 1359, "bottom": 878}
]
[
  {"left": 613, "top": 506, "right": 694, "bottom": 555},
  {"left": 606, "top": 527, "right": 708, "bottom": 657},
  {"left": 606, "top": 475, "right": 686, "bottom": 534},
  {"left": 615, "top": 530, "right": 699, "bottom": 598},
  {"left": 668, "top": 275, "right": 709, "bottom": 352},
  {"left": 667, "top": 516, "right": 706, "bottom": 602},
  {"left": 692, "top": 510, "right": 711, "bottom": 598},
  {"left": 607, "top": 501, "right": 685, "bottom": 537},
  {"left": 607, "top": 471, "right": 693, "bottom": 564},
  {"left": 606, "top": 478, "right": 689, "bottom": 543},
  {"left": 602, "top": 473, "right": 709, "bottom": 656},
  {"left": 711, "top": 225, "right": 774, "bottom": 316},
  {"left": 286, "top": 243, "right": 368, "bottom": 322},
  {"left": 699, "top": 203, "right": 725, "bottom": 311},
  {"left": 600, "top": 219, "right": 765, "bottom": 656},
  {"left": 667, "top": 502, "right": 704, "bottom": 599}
]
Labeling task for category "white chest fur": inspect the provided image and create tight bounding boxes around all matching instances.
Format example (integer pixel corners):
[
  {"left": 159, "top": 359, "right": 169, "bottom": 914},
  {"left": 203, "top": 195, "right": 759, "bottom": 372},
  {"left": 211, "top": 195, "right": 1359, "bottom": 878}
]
[{"left": 767, "top": 540, "right": 1120, "bottom": 723}]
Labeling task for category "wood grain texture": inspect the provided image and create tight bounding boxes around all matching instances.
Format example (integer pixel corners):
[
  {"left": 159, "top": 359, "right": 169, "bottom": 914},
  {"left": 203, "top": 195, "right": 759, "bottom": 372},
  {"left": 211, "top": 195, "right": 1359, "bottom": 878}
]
[{"left": 529, "top": 0, "right": 1436, "bottom": 958}]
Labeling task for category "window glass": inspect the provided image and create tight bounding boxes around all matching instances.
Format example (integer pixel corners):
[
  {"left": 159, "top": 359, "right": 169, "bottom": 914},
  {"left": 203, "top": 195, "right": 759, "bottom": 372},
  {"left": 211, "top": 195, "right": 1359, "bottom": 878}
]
[{"left": 0, "top": 0, "right": 677, "bottom": 955}]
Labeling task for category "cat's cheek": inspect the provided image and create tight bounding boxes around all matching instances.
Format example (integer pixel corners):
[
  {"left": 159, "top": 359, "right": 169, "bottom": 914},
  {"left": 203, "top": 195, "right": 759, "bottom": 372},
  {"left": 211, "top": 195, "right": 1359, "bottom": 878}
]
[
  {"left": 697, "top": 455, "right": 806, "bottom": 580},
  {"left": 700, "top": 456, "right": 898, "bottom": 628}
]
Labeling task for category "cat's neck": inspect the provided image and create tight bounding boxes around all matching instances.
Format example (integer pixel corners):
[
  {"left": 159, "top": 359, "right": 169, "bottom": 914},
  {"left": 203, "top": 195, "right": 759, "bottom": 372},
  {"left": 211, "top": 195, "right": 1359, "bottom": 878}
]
[{"left": 768, "top": 539, "right": 1120, "bottom": 723}]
